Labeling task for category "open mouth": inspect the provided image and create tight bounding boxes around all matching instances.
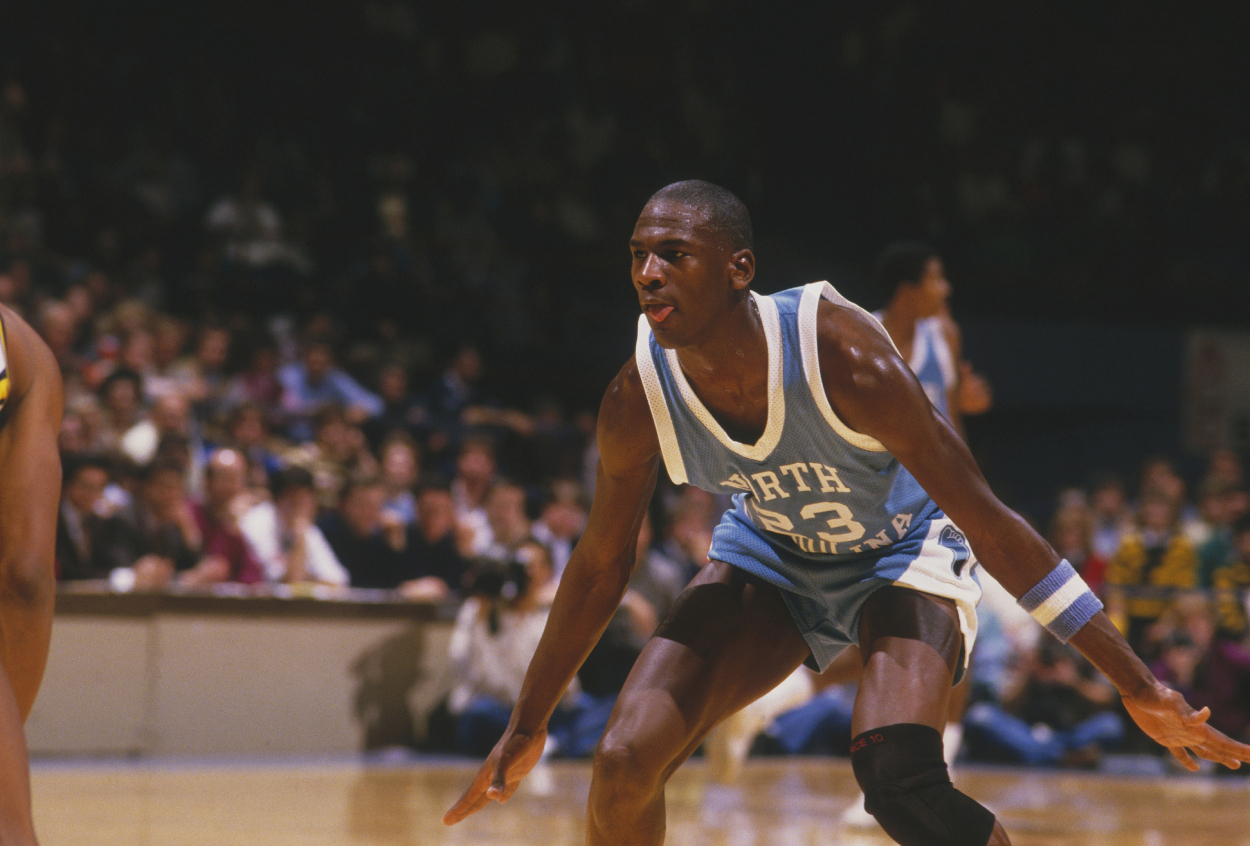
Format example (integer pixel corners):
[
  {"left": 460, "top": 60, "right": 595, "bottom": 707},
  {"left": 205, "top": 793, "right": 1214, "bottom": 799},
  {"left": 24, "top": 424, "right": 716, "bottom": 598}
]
[{"left": 645, "top": 303, "right": 674, "bottom": 323}]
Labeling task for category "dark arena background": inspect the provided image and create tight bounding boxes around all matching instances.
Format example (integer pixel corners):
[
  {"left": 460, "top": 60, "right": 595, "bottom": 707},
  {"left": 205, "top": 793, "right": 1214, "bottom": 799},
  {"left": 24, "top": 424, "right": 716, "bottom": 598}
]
[{"left": 3, "top": 3, "right": 1250, "bottom": 845}]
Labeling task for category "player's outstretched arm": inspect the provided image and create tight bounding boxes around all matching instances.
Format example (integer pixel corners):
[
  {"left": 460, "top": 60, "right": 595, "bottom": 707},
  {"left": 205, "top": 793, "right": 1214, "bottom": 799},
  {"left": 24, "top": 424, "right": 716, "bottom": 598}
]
[
  {"left": 817, "top": 300, "right": 1250, "bottom": 771},
  {"left": 444, "top": 358, "right": 661, "bottom": 826}
]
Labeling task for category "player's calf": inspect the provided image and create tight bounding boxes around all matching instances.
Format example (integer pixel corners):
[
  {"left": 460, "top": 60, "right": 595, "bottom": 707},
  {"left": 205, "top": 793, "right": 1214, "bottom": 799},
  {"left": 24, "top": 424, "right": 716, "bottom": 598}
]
[{"left": 850, "top": 723, "right": 996, "bottom": 846}]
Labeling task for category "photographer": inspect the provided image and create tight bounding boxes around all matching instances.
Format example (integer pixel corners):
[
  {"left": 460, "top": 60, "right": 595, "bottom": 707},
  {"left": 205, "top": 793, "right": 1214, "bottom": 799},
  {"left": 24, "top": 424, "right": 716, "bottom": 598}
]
[{"left": 445, "top": 541, "right": 579, "bottom": 757}]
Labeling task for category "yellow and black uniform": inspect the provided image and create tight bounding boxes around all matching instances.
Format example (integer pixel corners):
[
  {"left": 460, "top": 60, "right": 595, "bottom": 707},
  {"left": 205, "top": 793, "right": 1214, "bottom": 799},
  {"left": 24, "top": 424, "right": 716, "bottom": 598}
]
[
  {"left": 1106, "top": 529, "right": 1198, "bottom": 654},
  {"left": 1213, "top": 558, "right": 1250, "bottom": 640},
  {"left": 0, "top": 310, "right": 10, "bottom": 418}
]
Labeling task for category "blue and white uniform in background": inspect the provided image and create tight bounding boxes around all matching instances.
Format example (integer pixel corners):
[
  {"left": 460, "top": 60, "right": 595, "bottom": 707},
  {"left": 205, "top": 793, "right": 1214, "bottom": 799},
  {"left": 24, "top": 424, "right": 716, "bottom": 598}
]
[
  {"left": 636, "top": 282, "right": 981, "bottom": 677},
  {"left": 873, "top": 311, "right": 957, "bottom": 418}
]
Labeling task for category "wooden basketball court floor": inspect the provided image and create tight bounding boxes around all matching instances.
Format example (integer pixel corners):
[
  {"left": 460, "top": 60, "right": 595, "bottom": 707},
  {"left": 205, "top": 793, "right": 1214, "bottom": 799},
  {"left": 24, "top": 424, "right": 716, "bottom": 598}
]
[{"left": 30, "top": 755, "right": 1250, "bottom": 845}]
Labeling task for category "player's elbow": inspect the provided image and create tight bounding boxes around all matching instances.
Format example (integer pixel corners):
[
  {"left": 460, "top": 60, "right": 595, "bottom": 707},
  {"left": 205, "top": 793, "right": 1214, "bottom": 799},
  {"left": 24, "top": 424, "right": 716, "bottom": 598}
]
[{"left": 0, "top": 550, "right": 56, "bottom": 614}]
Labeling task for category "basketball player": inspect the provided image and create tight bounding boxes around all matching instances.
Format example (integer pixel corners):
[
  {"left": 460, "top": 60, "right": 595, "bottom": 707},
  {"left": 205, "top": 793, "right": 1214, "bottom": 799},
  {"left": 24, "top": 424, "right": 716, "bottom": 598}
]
[
  {"left": 445, "top": 182, "right": 1250, "bottom": 845},
  {"left": 0, "top": 304, "right": 63, "bottom": 845}
]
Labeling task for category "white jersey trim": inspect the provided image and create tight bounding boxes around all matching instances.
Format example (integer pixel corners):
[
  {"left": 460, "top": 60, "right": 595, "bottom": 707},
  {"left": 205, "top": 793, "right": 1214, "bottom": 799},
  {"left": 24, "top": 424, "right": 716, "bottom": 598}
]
[
  {"left": 635, "top": 315, "right": 689, "bottom": 486},
  {"left": 662, "top": 291, "right": 786, "bottom": 462},
  {"left": 798, "top": 281, "right": 890, "bottom": 453},
  {"left": 914, "top": 316, "right": 958, "bottom": 395}
]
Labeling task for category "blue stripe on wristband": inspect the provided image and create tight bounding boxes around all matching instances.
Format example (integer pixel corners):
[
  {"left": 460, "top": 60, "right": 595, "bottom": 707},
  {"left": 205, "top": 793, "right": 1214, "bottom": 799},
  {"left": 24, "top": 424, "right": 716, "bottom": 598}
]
[{"left": 1017, "top": 559, "right": 1103, "bottom": 642}]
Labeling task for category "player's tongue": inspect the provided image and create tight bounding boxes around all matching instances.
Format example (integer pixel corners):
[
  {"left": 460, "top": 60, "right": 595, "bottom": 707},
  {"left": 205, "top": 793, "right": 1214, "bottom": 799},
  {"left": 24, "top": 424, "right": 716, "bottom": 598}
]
[{"left": 646, "top": 304, "right": 674, "bottom": 323}]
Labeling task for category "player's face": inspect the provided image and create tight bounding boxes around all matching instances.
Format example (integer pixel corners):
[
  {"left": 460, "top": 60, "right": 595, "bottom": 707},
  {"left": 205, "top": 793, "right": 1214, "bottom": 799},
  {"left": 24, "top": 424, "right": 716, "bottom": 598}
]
[
  {"left": 630, "top": 200, "right": 743, "bottom": 348},
  {"left": 917, "top": 257, "right": 951, "bottom": 317}
]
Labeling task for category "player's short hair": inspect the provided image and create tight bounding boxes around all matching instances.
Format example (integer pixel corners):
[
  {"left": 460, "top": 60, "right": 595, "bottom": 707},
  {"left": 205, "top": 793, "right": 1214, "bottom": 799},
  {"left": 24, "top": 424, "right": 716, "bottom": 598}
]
[
  {"left": 647, "top": 180, "right": 753, "bottom": 251},
  {"left": 873, "top": 241, "right": 940, "bottom": 299}
]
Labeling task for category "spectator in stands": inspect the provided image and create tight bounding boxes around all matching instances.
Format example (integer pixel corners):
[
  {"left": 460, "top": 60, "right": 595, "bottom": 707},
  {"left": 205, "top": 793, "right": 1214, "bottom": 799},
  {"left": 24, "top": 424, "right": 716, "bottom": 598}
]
[
  {"left": 278, "top": 335, "right": 382, "bottom": 441},
  {"left": 964, "top": 639, "right": 1124, "bottom": 768},
  {"left": 120, "top": 391, "right": 192, "bottom": 468},
  {"left": 96, "top": 368, "right": 144, "bottom": 451},
  {"left": 1049, "top": 501, "right": 1109, "bottom": 597},
  {"left": 119, "top": 458, "right": 208, "bottom": 590},
  {"left": 223, "top": 334, "right": 284, "bottom": 416},
  {"left": 530, "top": 478, "right": 586, "bottom": 580},
  {"left": 399, "top": 477, "right": 470, "bottom": 601},
  {"left": 1212, "top": 514, "right": 1250, "bottom": 642},
  {"left": 221, "top": 402, "right": 285, "bottom": 491},
  {"left": 1191, "top": 477, "right": 1250, "bottom": 587},
  {"left": 166, "top": 324, "right": 234, "bottom": 426},
  {"left": 55, "top": 455, "right": 135, "bottom": 581},
  {"left": 284, "top": 403, "right": 379, "bottom": 511},
  {"left": 317, "top": 474, "right": 410, "bottom": 590},
  {"left": 377, "top": 433, "right": 420, "bottom": 526},
  {"left": 1089, "top": 471, "right": 1133, "bottom": 560},
  {"left": 362, "top": 360, "right": 428, "bottom": 452},
  {"left": 1105, "top": 489, "right": 1200, "bottom": 659},
  {"left": 480, "top": 478, "right": 533, "bottom": 563},
  {"left": 187, "top": 448, "right": 264, "bottom": 586},
  {"left": 1151, "top": 594, "right": 1250, "bottom": 756},
  {"left": 239, "top": 464, "right": 348, "bottom": 587},
  {"left": 451, "top": 436, "right": 497, "bottom": 556}
]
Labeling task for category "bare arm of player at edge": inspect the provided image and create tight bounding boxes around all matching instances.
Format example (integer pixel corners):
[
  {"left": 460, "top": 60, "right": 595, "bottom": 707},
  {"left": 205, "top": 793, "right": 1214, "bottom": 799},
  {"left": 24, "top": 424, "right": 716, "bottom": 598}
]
[
  {"left": 444, "top": 356, "right": 661, "bottom": 825},
  {"left": 817, "top": 297, "right": 1250, "bottom": 772}
]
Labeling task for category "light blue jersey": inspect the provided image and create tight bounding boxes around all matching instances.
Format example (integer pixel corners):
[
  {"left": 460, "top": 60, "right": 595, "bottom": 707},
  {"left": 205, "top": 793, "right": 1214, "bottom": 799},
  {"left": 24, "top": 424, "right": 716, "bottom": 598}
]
[{"left": 636, "top": 282, "right": 981, "bottom": 673}]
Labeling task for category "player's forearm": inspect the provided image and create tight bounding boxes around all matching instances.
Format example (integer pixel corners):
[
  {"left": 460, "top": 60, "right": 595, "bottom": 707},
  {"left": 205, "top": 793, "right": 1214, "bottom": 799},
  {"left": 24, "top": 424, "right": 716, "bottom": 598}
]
[
  {"left": 509, "top": 551, "right": 632, "bottom": 733},
  {"left": 1067, "top": 613, "right": 1157, "bottom": 698}
]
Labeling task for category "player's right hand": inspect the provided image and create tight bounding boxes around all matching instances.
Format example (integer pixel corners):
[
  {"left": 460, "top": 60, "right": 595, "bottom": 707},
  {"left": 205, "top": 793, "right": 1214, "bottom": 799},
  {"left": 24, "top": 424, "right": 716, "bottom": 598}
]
[{"left": 442, "top": 726, "right": 548, "bottom": 825}]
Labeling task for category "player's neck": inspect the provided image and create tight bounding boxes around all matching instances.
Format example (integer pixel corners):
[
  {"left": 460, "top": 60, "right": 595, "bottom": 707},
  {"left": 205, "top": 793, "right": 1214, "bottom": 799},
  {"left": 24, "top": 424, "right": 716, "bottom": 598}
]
[{"left": 674, "top": 295, "right": 767, "bottom": 391}]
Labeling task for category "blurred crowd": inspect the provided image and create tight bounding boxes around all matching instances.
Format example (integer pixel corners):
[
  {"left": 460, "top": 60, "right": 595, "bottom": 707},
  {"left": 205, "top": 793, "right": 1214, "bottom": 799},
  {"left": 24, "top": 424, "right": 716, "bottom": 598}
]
[{"left": 3, "top": 1, "right": 1248, "bottom": 769}]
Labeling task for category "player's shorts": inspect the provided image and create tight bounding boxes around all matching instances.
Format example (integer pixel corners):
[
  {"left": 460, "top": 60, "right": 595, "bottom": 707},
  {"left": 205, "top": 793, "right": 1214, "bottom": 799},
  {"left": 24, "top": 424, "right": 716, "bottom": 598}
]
[{"left": 707, "top": 497, "right": 981, "bottom": 684}]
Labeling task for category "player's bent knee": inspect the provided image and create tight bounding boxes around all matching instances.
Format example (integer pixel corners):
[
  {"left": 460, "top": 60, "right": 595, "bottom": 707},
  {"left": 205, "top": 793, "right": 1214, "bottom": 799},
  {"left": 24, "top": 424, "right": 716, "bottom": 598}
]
[
  {"left": 850, "top": 724, "right": 996, "bottom": 846},
  {"left": 591, "top": 734, "right": 665, "bottom": 806}
]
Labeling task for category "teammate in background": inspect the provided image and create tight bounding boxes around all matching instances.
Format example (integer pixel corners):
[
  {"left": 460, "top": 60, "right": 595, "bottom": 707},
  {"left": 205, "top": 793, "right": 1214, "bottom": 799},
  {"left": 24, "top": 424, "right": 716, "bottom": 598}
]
[
  {"left": 0, "top": 303, "right": 65, "bottom": 845},
  {"left": 445, "top": 182, "right": 1250, "bottom": 846},
  {"left": 873, "top": 241, "right": 992, "bottom": 439}
]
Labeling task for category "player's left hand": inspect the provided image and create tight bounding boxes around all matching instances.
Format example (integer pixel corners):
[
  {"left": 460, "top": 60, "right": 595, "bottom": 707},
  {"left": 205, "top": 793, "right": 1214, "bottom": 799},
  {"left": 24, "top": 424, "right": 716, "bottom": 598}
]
[{"left": 1122, "top": 681, "right": 1250, "bottom": 771}]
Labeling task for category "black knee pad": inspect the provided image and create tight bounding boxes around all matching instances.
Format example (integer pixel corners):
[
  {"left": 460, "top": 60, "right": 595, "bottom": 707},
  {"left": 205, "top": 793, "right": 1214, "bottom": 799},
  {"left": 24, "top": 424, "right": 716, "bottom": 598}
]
[{"left": 850, "top": 723, "right": 996, "bottom": 846}]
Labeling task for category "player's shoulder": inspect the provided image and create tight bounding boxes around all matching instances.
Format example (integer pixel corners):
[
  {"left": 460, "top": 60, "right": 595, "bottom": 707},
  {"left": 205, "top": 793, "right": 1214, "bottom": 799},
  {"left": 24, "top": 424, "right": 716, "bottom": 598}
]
[
  {"left": 813, "top": 295, "right": 914, "bottom": 396},
  {"left": 596, "top": 355, "right": 660, "bottom": 470},
  {"left": 0, "top": 304, "right": 60, "bottom": 398}
]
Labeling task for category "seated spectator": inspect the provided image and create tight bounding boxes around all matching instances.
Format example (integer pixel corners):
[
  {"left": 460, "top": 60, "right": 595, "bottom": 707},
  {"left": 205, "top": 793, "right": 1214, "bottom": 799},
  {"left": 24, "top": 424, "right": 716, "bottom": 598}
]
[
  {"left": 1191, "top": 477, "right": 1250, "bottom": 587},
  {"left": 120, "top": 391, "right": 192, "bottom": 468},
  {"left": 317, "top": 474, "right": 412, "bottom": 590},
  {"left": 480, "top": 477, "right": 533, "bottom": 563},
  {"left": 398, "top": 477, "right": 470, "bottom": 601},
  {"left": 283, "top": 403, "right": 379, "bottom": 510},
  {"left": 1212, "top": 514, "right": 1250, "bottom": 642},
  {"left": 1105, "top": 489, "right": 1199, "bottom": 659},
  {"left": 531, "top": 478, "right": 587, "bottom": 580},
  {"left": 166, "top": 323, "right": 234, "bottom": 426},
  {"left": 1049, "top": 502, "right": 1109, "bottom": 597},
  {"left": 220, "top": 401, "right": 285, "bottom": 491},
  {"left": 1088, "top": 471, "right": 1133, "bottom": 560},
  {"left": 377, "top": 432, "right": 420, "bottom": 526},
  {"left": 450, "top": 435, "right": 497, "bottom": 555},
  {"left": 1150, "top": 594, "right": 1250, "bottom": 756},
  {"left": 96, "top": 368, "right": 145, "bottom": 451},
  {"left": 362, "top": 360, "right": 429, "bottom": 451},
  {"left": 963, "top": 639, "right": 1124, "bottom": 768},
  {"left": 55, "top": 454, "right": 137, "bottom": 581},
  {"left": 239, "top": 465, "right": 348, "bottom": 586},
  {"left": 118, "top": 458, "right": 212, "bottom": 590},
  {"left": 278, "top": 334, "right": 382, "bottom": 441},
  {"left": 187, "top": 448, "right": 265, "bottom": 586}
]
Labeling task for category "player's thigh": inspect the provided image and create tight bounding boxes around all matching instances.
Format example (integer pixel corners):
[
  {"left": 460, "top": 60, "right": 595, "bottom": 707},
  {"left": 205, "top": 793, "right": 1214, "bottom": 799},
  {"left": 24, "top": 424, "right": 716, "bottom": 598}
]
[
  {"left": 602, "top": 561, "right": 810, "bottom": 765},
  {"left": 851, "top": 586, "right": 962, "bottom": 735}
]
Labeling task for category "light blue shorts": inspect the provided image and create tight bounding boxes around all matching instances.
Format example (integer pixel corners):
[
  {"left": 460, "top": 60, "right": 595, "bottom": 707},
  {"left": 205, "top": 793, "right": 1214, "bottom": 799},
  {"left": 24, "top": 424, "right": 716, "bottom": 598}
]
[{"left": 708, "top": 497, "right": 982, "bottom": 683}]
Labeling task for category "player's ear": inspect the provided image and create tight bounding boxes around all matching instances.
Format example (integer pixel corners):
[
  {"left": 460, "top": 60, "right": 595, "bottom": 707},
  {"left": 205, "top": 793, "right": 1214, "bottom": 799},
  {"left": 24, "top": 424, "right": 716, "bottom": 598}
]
[{"left": 729, "top": 249, "right": 755, "bottom": 291}]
